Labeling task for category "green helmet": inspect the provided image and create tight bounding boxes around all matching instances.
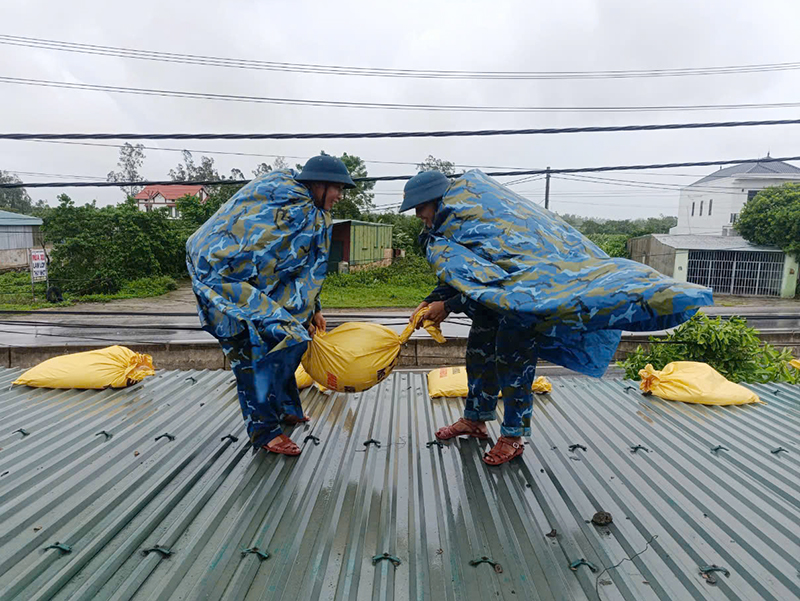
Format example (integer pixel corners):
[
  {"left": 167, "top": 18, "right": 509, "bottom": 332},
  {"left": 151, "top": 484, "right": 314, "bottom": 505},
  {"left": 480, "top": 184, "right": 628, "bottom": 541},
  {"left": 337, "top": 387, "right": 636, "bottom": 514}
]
[{"left": 296, "top": 155, "right": 356, "bottom": 189}]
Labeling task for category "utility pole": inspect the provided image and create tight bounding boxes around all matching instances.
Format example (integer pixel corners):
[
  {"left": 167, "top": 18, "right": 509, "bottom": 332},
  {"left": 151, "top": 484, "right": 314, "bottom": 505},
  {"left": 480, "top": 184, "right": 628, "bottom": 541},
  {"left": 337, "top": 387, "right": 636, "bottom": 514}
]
[{"left": 544, "top": 166, "right": 551, "bottom": 210}]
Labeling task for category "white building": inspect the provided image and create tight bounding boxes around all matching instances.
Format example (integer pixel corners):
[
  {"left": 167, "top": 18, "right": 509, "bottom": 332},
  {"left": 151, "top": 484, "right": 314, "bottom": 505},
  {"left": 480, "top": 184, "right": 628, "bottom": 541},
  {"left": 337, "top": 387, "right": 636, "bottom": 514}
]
[
  {"left": 670, "top": 157, "right": 800, "bottom": 235},
  {"left": 134, "top": 185, "right": 209, "bottom": 219}
]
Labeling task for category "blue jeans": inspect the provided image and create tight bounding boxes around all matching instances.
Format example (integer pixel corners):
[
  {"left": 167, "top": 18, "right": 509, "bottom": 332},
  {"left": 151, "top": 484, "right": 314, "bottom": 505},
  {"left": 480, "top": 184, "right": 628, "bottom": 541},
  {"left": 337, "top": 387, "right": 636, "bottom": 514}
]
[
  {"left": 219, "top": 332, "right": 307, "bottom": 446},
  {"left": 462, "top": 302, "right": 538, "bottom": 437}
]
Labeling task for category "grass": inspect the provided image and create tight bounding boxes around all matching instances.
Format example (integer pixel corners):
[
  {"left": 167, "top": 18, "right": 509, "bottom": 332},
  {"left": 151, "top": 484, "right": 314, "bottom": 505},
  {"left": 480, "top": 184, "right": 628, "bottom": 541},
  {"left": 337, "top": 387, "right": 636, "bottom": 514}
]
[
  {"left": 0, "top": 272, "right": 180, "bottom": 312},
  {"left": 321, "top": 255, "right": 438, "bottom": 308}
]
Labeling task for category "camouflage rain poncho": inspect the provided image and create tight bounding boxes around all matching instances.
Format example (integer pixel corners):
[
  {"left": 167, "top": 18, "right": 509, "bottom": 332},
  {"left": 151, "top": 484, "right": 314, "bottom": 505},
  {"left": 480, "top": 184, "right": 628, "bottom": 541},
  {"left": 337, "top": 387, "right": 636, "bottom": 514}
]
[
  {"left": 186, "top": 170, "right": 330, "bottom": 353},
  {"left": 424, "top": 170, "right": 713, "bottom": 377}
]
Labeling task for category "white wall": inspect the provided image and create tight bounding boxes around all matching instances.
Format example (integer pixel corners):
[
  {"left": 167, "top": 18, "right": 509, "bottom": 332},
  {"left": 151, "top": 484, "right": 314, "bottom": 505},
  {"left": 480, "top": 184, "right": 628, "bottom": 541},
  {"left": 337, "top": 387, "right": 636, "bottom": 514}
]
[{"left": 670, "top": 175, "right": 800, "bottom": 235}]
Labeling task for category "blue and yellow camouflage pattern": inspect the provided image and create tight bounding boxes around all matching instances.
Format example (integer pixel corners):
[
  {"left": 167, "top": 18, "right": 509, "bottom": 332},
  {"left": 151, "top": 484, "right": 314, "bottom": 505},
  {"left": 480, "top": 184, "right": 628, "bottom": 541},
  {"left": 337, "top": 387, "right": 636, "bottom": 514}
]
[
  {"left": 186, "top": 169, "right": 330, "bottom": 354},
  {"left": 424, "top": 170, "right": 713, "bottom": 377}
]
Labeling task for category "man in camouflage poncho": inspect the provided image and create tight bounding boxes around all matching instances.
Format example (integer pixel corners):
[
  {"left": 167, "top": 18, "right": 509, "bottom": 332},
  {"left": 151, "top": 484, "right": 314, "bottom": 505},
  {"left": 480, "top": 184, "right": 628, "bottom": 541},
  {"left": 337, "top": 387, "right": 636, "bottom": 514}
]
[
  {"left": 186, "top": 155, "right": 355, "bottom": 456},
  {"left": 403, "top": 170, "right": 713, "bottom": 466}
]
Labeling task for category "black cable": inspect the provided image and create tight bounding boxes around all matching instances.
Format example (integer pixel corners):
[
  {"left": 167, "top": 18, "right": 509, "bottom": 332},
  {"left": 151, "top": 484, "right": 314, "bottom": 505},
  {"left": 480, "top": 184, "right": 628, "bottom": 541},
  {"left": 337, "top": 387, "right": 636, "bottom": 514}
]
[
  {"left": 9, "top": 75, "right": 800, "bottom": 114},
  {"left": 4, "top": 117, "right": 800, "bottom": 140},
  {"left": 11, "top": 154, "right": 792, "bottom": 190},
  {"left": 3, "top": 34, "right": 800, "bottom": 81}
]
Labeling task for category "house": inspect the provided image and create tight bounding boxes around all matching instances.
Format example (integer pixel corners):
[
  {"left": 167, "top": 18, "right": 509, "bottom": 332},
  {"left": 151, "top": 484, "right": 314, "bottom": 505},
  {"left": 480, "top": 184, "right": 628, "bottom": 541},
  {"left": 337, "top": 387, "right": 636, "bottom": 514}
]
[
  {"left": 328, "top": 219, "right": 394, "bottom": 273},
  {"left": 670, "top": 156, "right": 800, "bottom": 235},
  {"left": 0, "top": 209, "right": 44, "bottom": 271},
  {"left": 628, "top": 233, "right": 798, "bottom": 298},
  {"left": 133, "top": 185, "right": 209, "bottom": 219}
]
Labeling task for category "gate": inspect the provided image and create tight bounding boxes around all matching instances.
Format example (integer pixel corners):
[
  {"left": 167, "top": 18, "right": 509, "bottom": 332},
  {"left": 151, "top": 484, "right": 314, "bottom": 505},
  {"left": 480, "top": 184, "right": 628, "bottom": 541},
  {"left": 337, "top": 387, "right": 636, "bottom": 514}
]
[{"left": 686, "top": 250, "right": 785, "bottom": 296}]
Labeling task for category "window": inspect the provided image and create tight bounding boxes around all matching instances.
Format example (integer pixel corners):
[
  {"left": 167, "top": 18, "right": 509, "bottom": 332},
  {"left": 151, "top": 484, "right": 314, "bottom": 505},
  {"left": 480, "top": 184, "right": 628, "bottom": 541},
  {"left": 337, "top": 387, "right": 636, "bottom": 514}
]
[
  {"left": 691, "top": 201, "right": 695, "bottom": 216},
  {"left": 708, "top": 199, "right": 713, "bottom": 215},
  {"left": 730, "top": 213, "right": 738, "bottom": 224},
  {"left": 700, "top": 201, "right": 704, "bottom": 216},
  {"left": 747, "top": 190, "right": 760, "bottom": 202}
]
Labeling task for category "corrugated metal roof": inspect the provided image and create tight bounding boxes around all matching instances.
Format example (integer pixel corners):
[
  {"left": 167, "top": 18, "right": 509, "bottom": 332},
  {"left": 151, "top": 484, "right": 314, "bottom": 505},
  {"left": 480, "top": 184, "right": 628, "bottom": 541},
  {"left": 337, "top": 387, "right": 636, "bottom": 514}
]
[
  {"left": 651, "top": 234, "right": 782, "bottom": 252},
  {"left": 691, "top": 158, "right": 800, "bottom": 186},
  {"left": 0, "top": 209, "right": 42, "bottom": 227},
  {"left": 1, "top": 367, "right": 798, "bottom": 600}
]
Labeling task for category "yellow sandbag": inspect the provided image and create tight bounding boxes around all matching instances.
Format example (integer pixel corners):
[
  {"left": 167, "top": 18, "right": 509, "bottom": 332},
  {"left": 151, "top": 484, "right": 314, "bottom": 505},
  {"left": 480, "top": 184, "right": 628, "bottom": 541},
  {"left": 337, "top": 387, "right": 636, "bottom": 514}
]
[
  {"left": 13, "top": 345, "right": 155, "bottom": 389},
  {"left": 295, "top": 364, "right": 314, "bottom": 389},
  {"left": 427, "top": 366, "right": 552, "bottom": 398},
  {"left": 639, "top": 362, "right": 761, "bottom": 405},
  {"left": 790, "top": 359, "right": 800, "bottom": 370},
  {"left": 302, "top": 309, "right": 444, "bottom": 393}
]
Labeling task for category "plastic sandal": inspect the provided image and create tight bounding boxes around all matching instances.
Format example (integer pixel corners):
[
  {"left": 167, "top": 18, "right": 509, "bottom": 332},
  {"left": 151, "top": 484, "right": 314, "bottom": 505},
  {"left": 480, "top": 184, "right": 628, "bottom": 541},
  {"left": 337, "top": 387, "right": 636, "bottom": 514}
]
[
  {"left": 482, "top": 436, "right": 524, "bottom": 466},
  {"left": 435, "top": 417, "right": 490, "bottom": 441},
  {"left": 283, "top": 414, "right": 310, "bottom": 426},
  {"left": 264, "top": 434, "right": 302, "bottom": 456}
]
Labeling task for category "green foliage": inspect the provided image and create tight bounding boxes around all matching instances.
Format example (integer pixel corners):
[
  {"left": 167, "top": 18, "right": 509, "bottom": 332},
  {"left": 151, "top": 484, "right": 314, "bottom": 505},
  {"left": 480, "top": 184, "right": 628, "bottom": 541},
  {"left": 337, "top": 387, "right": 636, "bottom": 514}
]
[
  {"left": 42, "top": 194, "right": 187, "bottom": 295},
  {"left": 0, "top": 270, "right": 176, "bottom": 309},
  {"left": 586, "top": 234, "right": 629, "bottom": 258},
  {"left": 321, "top": 255, "right": 437, "bottom": 307},
  {"left": 0, "top": 170, "right": 33, "bottom": 214},
  {"left": 333, "top": 152, "right": 375, "bottom": 219},
  {"left": 618, "top": 313, "right": 799, "bottom": 384},
  {"left": 578, "top": 215, "right": 677, "bottom": 236},
  {"left": 736, "top": 182, "right": 800, "bottom": 260}
]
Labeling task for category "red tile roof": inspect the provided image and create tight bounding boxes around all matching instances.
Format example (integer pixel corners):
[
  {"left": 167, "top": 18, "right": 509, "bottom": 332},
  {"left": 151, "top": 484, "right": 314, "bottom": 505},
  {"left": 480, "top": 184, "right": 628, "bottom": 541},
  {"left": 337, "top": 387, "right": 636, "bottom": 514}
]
[{"left": 134, "top": 185, "right": 207, "bottom": 201}]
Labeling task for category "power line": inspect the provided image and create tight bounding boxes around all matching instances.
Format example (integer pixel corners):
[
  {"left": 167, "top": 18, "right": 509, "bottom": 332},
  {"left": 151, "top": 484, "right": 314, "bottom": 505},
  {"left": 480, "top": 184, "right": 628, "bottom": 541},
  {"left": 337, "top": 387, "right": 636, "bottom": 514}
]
[
  {"left": 4, "top": 154, "right": 799, "bottom": 189},
  {"left": 5, "top": 76, "right": 800, "bottom": 114},
  {"left": 3, "top": 34, "right": 800, "bottom": 81},
  {"left": 4, "top": 117, "right": 800, "bottom": 140}
]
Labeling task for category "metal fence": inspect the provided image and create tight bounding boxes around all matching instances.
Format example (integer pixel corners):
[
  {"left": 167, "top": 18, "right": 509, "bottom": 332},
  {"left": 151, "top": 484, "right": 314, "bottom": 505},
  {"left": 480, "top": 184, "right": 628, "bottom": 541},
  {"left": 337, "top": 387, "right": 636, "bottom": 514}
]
[{"left": 687, "top": 250, "right": 785, "bottom": 296}]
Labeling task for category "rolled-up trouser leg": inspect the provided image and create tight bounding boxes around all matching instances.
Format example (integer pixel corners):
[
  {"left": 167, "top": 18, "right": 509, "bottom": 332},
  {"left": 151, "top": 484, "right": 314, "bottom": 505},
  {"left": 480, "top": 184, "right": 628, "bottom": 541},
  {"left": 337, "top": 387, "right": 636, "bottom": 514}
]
[{"left": 220, "top": 333, "right": 283, "bottom": 446}]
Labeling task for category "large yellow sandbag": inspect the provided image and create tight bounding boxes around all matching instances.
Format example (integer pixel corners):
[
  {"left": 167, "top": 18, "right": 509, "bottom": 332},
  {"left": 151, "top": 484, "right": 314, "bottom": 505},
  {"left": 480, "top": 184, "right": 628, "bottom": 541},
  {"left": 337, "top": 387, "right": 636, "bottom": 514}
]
[
  {"left": 302, "top": 309, "right": 444, "bottom": 393},
  {"left": 427, "top": 366, "right": 552, "bottom": 398},
  {"left": 13, "top": 345, "right": 155, "bottom": 389},
  {"left": 639, "top": 362, "right": 761, "bottom": 405},
  {"left": 790, "top": 359, "right": 800, "bottom": 370}
]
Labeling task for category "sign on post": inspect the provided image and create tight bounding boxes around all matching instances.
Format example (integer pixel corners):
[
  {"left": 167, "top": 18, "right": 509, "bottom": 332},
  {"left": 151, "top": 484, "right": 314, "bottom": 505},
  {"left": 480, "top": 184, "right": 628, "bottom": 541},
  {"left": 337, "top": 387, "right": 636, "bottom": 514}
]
[{"left": 30, "top": 249, "right": 48, "bottom": 282}]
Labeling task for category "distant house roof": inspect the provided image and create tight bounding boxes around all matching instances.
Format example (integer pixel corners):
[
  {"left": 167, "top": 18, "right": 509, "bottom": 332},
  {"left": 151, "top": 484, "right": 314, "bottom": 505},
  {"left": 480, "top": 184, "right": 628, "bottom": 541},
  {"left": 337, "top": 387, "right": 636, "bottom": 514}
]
[
  {"left": 651, "top": 233, "right": 782, "bottom": 251},
  {"left": 691, "top": 157, "right": 800, "bottom": 186},
  {"left": 0, "top": 209, "right": 42, "bottom": 226},
  {"left": 133, "top": 185, "right": 207, "bottom": 201}
]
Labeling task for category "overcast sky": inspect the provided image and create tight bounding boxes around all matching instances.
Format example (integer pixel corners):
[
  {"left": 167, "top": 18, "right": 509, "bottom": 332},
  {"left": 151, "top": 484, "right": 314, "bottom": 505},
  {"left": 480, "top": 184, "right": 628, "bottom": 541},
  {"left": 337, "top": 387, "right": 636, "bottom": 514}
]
[{"left": 2, "top": 0, "right": 800, "bottom": 219}]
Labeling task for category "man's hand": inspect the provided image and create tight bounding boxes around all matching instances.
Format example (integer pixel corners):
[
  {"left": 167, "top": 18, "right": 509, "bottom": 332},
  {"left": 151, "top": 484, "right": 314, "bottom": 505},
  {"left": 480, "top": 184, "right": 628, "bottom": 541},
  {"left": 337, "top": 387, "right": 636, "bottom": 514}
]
[
  {"left": 409, "top": 301, "right": 429, "bottom": 324},
  {"left": 421, "top": 300, "right": 449, "bottom": 329},
  {"left": 308, "top": 311, "right": 326, "bottom": 336}
]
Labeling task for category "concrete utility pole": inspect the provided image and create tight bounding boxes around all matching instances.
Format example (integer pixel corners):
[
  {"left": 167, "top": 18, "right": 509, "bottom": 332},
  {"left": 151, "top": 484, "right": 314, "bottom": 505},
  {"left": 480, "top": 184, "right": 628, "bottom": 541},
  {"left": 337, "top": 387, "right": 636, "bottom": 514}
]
[{"left": 544, "top": 166, "right": 551, "bottom": 210}]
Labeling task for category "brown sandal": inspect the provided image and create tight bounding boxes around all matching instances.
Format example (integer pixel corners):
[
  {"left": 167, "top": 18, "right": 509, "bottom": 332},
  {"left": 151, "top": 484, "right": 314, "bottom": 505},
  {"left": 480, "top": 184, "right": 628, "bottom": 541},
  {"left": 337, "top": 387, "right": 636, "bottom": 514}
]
[
  {"left": 482, "top": 437, "right": 524, "bottom": 466},
  {"left": 264, "top": 434, "right": 302, "bottom": 456},
  {"left": 435, "top": 417, "right": 490, "bottom": 441},
  {"left": 283, "top": 414, "right": 310, "bottom": 426}
]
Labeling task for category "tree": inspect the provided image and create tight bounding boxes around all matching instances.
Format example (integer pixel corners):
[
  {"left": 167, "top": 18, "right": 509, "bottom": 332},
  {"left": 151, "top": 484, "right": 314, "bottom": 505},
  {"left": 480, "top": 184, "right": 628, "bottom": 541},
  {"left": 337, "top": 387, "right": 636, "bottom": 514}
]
[
  {"left": 107, "top": 143, "right": 146, "bottom": 197},
  {"left": 736, "top": 182, "right": 800, "bottom": 260},
  {"left": 273, "top": 156, "right": 289, "bottom": 170},
  {"left": 335, "top": 152, "right": 374, "bottom": 219},
  {"left": 417, "top": 155, "right": 456, "bottom": 175},
  {"left": 0, "top": 170, "right": 33, "bottom": 214},
  {"left": 252, "top": 163, "right": 272, "bottom": 177},
  {"left": 169, "top": 150, "right": 221, "bottom": 182}
]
